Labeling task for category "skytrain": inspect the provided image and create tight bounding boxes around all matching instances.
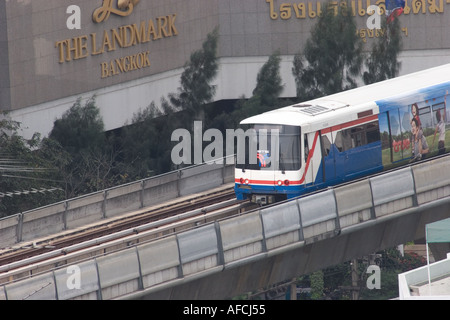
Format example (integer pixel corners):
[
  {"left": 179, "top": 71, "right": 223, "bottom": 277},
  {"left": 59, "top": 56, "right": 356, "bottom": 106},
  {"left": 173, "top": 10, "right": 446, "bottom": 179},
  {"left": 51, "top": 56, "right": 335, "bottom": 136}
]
[{"left": 234, "top": 63, "right": 450, "bottom": 204}]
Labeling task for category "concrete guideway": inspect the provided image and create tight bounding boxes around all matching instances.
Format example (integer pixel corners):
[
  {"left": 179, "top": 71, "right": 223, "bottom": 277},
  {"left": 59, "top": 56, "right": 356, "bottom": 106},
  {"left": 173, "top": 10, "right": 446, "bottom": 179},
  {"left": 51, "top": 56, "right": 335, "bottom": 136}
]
[
  {"left": 0, "top": 185, "right": 243, "bottom": 273},
  {"left": 2, "top": 155, "right": 450, "bottom": 300}
]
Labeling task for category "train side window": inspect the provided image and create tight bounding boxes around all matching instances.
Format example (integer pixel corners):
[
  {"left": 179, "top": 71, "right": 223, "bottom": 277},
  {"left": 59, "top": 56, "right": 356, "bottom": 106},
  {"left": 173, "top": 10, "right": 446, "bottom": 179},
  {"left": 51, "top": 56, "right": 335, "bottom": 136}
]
[
  {"left": 344, "top": 121, "right": 380, "bottom": 151},
  {"left": 334, "top": 131, "right": 343, "bottom": 152},
  {"left": 349, "top": 126, "right": 364, "bottom": 148},
  {"left": 321, "top": 135, "right": 331, "bottom": 156},
  {"left": 366, "top": 121, "right": 380, "bottom": 143},
  {"left": 304, "top": 134, "right": 309, "bottom": 162},
  {"left": 335, "top": 130, "right": 352, "bottom": 152}
]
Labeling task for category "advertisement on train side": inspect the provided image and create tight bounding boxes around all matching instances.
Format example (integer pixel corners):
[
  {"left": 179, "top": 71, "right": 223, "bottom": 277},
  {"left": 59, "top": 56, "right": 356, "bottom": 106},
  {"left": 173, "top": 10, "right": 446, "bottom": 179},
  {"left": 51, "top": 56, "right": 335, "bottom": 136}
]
[{"left": 377, "top": 82, "right": 450, "bottom": 167}]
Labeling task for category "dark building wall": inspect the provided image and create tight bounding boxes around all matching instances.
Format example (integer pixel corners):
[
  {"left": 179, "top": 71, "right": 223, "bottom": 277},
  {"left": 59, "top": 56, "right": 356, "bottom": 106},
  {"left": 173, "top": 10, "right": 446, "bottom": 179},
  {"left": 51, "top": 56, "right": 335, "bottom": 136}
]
[
  {"left": 0, "top": 0, "right": 11, "bottom": 111},
  {"left": 2, "top": 0, "right": 450, "bottom": 113}
]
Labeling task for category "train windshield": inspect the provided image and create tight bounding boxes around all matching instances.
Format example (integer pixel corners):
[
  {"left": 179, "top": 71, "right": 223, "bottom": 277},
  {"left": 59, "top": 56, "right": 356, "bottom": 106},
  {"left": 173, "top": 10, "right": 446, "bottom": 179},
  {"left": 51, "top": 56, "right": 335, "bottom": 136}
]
[{"left": 235, "top": 124, "right": 301, "bottom": 171}]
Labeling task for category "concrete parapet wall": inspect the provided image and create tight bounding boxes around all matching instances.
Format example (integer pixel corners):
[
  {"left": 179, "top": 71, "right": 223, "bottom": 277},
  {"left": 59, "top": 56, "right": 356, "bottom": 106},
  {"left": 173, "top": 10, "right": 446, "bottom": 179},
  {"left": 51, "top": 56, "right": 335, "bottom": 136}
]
[
  {"left": 220, "top": 212, "right": 264, "bottom": 264},
  {"left": 64, "top": 193, "right": 105, "bottom": 230},
  {"left": 20, "top": 202, "right": 66, "bottom": 242},
  {"left": 142, "top": 172, "right": 179, "bottom": 207},
  {"left": 299, "top": 190, "right": 338, "bottom": 241},
  {"left": 105, "top": 182, "right": 143, "bottom": 218},
  {"left": 0, "top": 215, "right": 19, "bottom": 246},
  {"left": 96, "top": 248, "right": 141, "bottom": 300},
  {"left": 137, "top": 236, "right": 180, "bottom": 289},
  {"left": 178, "top": 224, "right": 219, "bottom": 276},
  {"left": 4, "top": 273, "right": 56, "bottom": 300},
  {"left": 54, "top": 260, "right": 99, "bottom": 300},
  {"left": 413, "top": 156, "right": 450, "bottom": 205},
  {"left": 370, "top": 167, "right": 416, "bottom": 217},
  {"left": 261, "top": 201, "right": 301, "bottom": 250},
  {"left": 335, "top": 180, "right": 373, "bottom": 228}
]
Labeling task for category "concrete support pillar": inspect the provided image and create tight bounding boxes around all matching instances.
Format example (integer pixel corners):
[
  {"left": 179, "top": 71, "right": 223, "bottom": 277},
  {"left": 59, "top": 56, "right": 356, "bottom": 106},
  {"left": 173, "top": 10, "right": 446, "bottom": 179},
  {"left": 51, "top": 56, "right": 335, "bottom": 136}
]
[
  {"left": 351, "top": 259, "right": 359, "bottom": 300},
  {"left": 289, "top": 279, "right": 297, "bottom": 300}
]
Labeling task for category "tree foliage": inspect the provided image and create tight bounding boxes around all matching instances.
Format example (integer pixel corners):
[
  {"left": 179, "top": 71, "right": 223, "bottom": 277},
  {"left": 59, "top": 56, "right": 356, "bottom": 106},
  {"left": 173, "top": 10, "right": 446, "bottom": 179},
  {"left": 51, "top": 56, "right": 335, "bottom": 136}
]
[
  {"left": 113, "top": 27, "right": 221, "bottom": 180},
  {"left": 225, "top": 52, "right": 285, "bottom": 129},
  {"left": 47, "top": 96, "right": 118, "bottom": 198},
  {"left": 363, "top": 17, "right": 403, "bottom": 85},
  {"left": 310, "top": 270, "right": 325, "bottom": 300},
  {"left": 116, "top": 100, "right": 182, "bottom": 179},
  {"left": 49, "top": 96, "right": 104, "bottom": 155},
  {"left": 0, "top": 118, "right": 64, "bottom": 217},
  {"left": 169, "top": 27, "right": 219, "bottom": 121},
  {"left": 294, "top": 248, "right": 427, "bottom": 300},
  {"left": 252, "top": 52, "right": 284, "bottom": 109},
  {"left": 293, "top": 1, "right": 363, "bottom": 100}
]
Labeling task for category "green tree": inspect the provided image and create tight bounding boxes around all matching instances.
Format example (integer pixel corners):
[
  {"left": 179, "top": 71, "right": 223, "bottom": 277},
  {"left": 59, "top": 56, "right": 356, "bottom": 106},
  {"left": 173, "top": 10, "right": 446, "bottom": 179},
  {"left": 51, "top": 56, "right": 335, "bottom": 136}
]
[
  {"left": 204, "top": 51, "right": 285, "bottom": 161},
  {"left": 310, "top": 270, "right": 325, "bottom": 300},
  {"left": 292, "top": 1, "right": 363, "bottom": 100},
  {"left": 49, "top": 96, "right": 104, "bottom": 155},
  {"left": 169, "top": 27, "right": 219, "bottom": 122},
  {"left": 0, "top": 118, "right": 64, "bottom": 216},
  {"left": 47, "top": 96, "right": 116, "bottom": 197},
  {"left": 225, "top": 52, "right": 285, "bottom": 129},
  {"left": 252, "top": 52, "right": 284, "bottom": 110},
  {"left": 114, "top": 27, "right": 221, "bottom": 180},
  {"left": 116, "top": 99, "right": 181, "bottom": 180},
  {"left": 363, "top": 17, "right": 403, "bottom": 85}
]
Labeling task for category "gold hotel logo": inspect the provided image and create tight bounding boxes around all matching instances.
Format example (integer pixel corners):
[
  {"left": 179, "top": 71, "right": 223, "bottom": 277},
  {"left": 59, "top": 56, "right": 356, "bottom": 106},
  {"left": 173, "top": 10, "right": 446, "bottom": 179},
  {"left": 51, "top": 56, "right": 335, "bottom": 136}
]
[
  {"left": 56, "top": 0, "right": 178, "bottom": 79},
  {"left": 93, "top": 0, "right": 141, "bottom": 23}
]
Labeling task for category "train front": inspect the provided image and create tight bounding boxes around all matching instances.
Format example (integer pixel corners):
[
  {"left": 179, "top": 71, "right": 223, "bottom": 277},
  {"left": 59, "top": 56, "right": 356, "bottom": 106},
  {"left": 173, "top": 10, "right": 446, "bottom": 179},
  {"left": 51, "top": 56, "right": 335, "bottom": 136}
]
[{"left": 234, "top": 119, "right": 302, "bottom": 205}]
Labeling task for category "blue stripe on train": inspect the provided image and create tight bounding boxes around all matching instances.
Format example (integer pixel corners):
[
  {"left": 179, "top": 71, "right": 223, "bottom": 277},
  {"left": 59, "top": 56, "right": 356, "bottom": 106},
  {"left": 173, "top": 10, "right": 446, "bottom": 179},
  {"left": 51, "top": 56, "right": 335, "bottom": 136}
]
[{"left": 235, "top": 141, "right": 384, "bottom": 201}]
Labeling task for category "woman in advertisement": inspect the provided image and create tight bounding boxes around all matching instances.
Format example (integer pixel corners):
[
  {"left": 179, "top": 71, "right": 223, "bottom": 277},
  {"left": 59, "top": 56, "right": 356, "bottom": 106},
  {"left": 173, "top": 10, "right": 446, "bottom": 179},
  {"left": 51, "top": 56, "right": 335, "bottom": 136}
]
[{"left": 411, "top": 117, "right": 429, "bottom": 161}]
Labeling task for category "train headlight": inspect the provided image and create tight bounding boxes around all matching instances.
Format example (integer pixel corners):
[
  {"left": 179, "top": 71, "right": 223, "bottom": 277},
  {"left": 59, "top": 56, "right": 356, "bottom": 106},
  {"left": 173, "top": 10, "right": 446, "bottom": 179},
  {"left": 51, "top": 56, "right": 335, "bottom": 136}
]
[
  {"left": 239, "top": 178, "right": 250, "bottom": 185},
  {"left": 276, "top": 180, "right": 290, "bottom": 186}
]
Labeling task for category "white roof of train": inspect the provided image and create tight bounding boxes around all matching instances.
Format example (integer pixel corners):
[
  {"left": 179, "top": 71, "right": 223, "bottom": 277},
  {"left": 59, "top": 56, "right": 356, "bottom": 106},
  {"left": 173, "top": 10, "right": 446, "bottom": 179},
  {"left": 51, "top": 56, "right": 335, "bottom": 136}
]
[{"left": 241, "top": 63, "right": 450, "bottom": 132}]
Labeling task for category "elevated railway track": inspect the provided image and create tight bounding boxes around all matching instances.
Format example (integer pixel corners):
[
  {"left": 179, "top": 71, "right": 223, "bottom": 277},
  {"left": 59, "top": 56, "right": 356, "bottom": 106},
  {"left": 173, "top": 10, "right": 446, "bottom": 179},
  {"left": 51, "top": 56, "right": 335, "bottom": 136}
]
[
  {"left": 1, "top": 154, "right": 450, "bottom": 299},
  {"left": 0, "top": 185, "right": 253, "bottom": 285}
]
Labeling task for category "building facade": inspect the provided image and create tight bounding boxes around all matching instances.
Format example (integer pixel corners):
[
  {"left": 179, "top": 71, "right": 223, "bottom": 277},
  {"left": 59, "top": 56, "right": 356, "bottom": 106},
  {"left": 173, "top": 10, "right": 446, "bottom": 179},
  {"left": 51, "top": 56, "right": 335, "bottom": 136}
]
[{"left": 1, "top": 0, "right": 450, "bottom": 139}]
